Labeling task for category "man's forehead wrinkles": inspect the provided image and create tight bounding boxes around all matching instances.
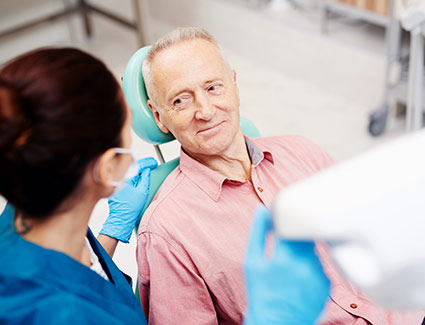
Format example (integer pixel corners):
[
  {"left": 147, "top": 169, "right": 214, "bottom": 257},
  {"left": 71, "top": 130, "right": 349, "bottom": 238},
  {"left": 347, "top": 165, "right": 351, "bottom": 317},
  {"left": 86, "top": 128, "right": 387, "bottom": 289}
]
[
  {"left": 149, "top": 40, "right": 232, "bottom": 106},
  {"left": 165, "top": 75, "right": 225, "bottom": 100}
]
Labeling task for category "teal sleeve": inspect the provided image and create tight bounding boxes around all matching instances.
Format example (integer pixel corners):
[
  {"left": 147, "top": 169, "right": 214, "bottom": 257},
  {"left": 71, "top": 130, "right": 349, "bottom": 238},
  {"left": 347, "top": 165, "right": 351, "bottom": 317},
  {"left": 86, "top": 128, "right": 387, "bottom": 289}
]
[
  {"left": 32, "top": 294, "right": 142, "bottom": 324},
  {"left": 0, "top": 203, "right": 15, "bottom": 236}
]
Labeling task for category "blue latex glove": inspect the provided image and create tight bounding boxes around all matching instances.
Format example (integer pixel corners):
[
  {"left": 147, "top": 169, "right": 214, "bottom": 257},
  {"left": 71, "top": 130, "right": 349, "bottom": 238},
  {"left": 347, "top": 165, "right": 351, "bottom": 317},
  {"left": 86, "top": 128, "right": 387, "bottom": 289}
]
[
  {"left": 244, "top": 206, "right": 330, "bottom": 325},
  {"left": 99, "top": 157, "right": 157, "bottom": 243}
]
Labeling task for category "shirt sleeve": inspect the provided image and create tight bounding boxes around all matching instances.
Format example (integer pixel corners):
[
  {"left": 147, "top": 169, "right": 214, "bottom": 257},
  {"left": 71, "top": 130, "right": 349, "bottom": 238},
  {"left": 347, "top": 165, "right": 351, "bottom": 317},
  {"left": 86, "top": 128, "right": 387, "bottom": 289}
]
[{"left": 137, "top": 230, "right": 218, "bottom": 325}]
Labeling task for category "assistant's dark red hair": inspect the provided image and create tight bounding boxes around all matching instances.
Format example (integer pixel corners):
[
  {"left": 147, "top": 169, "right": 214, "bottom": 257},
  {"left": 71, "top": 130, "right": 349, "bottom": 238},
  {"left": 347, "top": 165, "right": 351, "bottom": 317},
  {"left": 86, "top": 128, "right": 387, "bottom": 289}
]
[{"left": 0, "top": 48, "right": 126, "bottom": 218}]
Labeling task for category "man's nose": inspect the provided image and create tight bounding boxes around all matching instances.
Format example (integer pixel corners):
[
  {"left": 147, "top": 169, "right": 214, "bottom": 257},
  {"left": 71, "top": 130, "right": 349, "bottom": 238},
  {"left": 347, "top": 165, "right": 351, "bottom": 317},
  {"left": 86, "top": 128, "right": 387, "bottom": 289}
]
[{"left": 194, "top": 92, "right": 216, "bottom": 121}]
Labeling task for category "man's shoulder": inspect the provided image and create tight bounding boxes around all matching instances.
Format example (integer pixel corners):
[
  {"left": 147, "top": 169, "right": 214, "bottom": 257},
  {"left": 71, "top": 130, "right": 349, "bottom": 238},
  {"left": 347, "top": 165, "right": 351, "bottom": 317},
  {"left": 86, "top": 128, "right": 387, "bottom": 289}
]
[
  {"left": 255, "top": 134, "right": 319, "bottom": 150},
  {"left": 255, "top": 134, "right": 335, "bottom": 170}
]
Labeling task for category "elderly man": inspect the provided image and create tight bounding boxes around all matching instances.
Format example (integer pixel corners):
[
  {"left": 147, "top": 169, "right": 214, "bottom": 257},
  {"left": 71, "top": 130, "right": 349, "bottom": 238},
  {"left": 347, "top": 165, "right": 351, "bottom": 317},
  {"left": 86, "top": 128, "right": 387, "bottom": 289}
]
[{"left": 137, "top": 27, "right": 423, "bottom": 324}]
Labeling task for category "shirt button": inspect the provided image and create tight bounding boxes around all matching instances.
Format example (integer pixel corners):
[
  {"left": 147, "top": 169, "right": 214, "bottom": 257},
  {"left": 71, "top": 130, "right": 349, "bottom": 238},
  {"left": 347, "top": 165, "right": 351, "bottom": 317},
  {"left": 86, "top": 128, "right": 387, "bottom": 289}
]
[
  {"left": 350, "top": 303, "right": 358, "bottom": 309},
  {"left": 257, "top": 186, "right": 263, "bottom": 192}
]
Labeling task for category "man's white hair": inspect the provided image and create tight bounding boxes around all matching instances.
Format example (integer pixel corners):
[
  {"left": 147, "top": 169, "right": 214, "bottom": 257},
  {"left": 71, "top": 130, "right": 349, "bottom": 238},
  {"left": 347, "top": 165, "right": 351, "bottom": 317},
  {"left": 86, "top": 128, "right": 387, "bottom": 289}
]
[{"left": 142, "top": 27, "right": 225, "bottom": 106}]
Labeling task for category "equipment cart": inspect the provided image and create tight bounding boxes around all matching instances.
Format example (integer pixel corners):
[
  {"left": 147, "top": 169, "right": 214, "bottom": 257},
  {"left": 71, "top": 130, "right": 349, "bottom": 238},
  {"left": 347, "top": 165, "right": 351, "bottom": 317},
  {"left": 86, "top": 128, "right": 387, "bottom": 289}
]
[{"left": 369, "top": 0, "right": 425, "bottom": 136}]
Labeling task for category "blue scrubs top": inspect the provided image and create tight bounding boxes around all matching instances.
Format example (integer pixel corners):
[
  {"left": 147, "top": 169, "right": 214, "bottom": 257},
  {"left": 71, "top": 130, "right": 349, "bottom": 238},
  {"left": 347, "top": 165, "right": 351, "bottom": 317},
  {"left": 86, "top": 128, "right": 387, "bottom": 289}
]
[{"left": 0, "top": 204, "right": 147, "bottom": 324}]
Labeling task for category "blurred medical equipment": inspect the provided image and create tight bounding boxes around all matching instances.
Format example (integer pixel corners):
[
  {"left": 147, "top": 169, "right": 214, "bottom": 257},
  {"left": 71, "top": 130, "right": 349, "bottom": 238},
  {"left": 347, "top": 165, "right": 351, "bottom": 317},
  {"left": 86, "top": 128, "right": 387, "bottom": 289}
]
[
  {"left": 402, "top": 0, "right": 425, "bottom": 131},
  {"left": 244, "top": 206, "right": 330, "bottom": 325},
  {"left": 272, "top": 129, "right": 425, "bottom": 310},
  {"left": 319, "top": 0, "right": 411, "bottom": 136},
  {"left": 369, "top": 0, "right": 425, "bottom": 135},
  {"left": 0, "top": 0, "right": 149, "bottom": 46},
  {"left": 322, "top": 0, "right": 392, "bottom": 35}
]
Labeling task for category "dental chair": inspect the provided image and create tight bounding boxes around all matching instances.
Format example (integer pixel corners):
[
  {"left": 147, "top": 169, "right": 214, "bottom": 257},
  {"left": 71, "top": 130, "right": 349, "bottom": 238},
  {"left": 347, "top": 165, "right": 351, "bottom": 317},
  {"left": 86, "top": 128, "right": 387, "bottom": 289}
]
[{"left": 122, "top": 46, "right": 261, "bottom": 231}]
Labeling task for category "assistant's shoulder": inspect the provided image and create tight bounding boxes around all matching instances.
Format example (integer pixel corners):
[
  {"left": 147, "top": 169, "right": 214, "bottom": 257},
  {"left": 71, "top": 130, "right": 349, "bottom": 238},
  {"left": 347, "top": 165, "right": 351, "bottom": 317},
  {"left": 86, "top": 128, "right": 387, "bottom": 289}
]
[{"left": 254, "top": 135, "right": 335, "bottom": 169}]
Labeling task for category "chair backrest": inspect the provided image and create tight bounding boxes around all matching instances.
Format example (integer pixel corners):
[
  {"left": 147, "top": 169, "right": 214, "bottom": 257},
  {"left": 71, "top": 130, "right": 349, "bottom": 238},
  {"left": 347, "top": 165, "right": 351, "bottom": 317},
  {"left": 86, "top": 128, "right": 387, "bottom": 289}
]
[{"left": 122, "top": 46, "right": 261, "bottom": 230}]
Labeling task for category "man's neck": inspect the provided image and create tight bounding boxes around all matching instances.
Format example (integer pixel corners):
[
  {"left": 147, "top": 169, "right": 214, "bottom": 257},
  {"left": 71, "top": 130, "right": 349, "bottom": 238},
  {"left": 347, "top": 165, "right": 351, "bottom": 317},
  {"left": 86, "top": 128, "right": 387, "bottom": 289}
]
[
  {"left": 15, "top": 198, "right": 96, "bottom": 266},
  {"left": 188, "top": 131, "right": 252, "bottom": 181}
]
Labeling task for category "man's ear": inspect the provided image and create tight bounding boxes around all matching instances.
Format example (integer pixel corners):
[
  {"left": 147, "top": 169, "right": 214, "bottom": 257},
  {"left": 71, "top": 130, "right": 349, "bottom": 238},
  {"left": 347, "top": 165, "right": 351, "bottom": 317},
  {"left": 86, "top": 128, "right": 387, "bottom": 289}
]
[
  {"left": 232, "top": 69, "right": 240, "bottom": 103},
  {"left": 148, "top": 99, "right": 170, "bottom": 134},
  {"left": 232, "top": 69, "right": 237, "bottom": 84}
]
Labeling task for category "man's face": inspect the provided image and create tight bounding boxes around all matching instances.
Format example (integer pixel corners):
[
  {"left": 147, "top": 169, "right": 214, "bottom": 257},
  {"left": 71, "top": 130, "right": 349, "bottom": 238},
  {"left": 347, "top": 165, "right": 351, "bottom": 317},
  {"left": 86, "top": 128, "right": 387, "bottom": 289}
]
[{"left": 148, "top": 39, "right": 241, "bottom": 157}]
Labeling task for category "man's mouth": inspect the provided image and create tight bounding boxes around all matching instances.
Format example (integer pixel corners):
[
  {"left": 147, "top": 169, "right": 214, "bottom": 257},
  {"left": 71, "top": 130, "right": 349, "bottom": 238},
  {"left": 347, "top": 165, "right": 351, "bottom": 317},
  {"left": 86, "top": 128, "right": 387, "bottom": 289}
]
[{"left": 197, "top": 121, "right": 225, "bottom": 134}]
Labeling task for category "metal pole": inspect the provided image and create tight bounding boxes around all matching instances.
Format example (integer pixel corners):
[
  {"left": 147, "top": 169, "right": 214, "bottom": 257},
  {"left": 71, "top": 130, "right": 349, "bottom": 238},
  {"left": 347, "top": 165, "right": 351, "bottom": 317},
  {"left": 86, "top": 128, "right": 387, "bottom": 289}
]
[
  {"left": 0, "top": 7, "right": 78, "bottom": 40},
  {"left": 154, "top": 145, "right": 166, "bottom": 165},
  {"left": 132, "top": 0, "right": 147, "bottom": 47},
  {"left": 383, "top": 0, "right": 399, "bottom": 100},
  {"left": 85, "top": 4, "right": 138, "bottom": 30},
  {"left": 406, "top": 26, "right": 424, "bottom": 131},
  {"left": 78, "top": 0, "right": 93, "bottom": 38},
  {"left": 321, "top": 2, "right": 329, "bottom": 35}
]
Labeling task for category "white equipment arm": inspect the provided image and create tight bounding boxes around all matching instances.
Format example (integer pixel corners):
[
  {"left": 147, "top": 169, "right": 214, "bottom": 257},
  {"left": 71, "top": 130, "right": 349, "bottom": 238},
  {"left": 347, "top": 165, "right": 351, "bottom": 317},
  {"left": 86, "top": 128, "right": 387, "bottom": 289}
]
[{"left": 272, "top": 129, "right": 425, "bottom": 309}]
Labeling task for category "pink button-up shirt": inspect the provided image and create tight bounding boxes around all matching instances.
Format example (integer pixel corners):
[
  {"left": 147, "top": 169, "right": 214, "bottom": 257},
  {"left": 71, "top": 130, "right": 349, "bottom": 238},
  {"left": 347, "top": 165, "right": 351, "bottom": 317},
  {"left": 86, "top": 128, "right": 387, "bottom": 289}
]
[{"left": 137, "top": 135, "right": 424, "bottom": 324}]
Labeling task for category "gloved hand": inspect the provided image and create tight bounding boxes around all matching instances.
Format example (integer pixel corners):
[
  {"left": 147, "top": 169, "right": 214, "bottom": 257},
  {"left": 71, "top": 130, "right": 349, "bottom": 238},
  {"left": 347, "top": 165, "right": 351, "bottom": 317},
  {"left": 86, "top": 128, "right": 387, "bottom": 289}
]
[
  {"left": 244, "top": 206, "right": 330, "bottom": 325},
  {"left": 99, "top": 157, "right": 157, "bottom": 243}
]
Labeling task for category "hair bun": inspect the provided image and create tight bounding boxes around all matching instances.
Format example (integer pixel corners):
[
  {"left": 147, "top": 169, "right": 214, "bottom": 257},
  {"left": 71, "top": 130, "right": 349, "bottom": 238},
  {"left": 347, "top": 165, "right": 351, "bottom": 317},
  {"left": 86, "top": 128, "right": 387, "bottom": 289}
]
[{"left": 0, "top": 80, "right": 31, "bottom": 150}]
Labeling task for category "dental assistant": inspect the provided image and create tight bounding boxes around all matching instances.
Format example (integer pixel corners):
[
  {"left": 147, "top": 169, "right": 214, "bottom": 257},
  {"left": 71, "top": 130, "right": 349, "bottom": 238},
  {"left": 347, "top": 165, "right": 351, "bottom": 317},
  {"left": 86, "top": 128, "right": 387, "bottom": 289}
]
[{"left": 0, "top": 48, "right": 156, "bottom": 324}]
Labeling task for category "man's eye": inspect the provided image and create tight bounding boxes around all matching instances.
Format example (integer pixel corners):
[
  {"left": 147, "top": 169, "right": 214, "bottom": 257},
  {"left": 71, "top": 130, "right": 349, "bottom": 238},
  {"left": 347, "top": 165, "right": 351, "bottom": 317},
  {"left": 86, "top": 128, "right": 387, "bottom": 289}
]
[
  {"left": 208, "top": 84, "right": 223, "bottom": 93},
  {"left": 173, "top": 96, "right": 190, "bottom": 109}
]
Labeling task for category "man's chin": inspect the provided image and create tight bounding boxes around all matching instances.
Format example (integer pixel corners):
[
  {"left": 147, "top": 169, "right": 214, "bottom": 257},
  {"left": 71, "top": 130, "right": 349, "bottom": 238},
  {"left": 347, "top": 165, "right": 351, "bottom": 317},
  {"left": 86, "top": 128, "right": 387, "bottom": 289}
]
[
  {"left": 185, "top": 141, "right": 230, "bottom": 158},
  {"left": 183, "top": 128, "right": 241, "bottom": 158}
]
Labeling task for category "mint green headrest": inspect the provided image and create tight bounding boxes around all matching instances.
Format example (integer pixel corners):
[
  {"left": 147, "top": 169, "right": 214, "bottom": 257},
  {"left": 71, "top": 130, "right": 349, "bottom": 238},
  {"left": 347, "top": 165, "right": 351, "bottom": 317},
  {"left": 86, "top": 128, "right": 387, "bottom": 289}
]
[{"left": 123, "top": 46, "right": 175, "bottom": 144}]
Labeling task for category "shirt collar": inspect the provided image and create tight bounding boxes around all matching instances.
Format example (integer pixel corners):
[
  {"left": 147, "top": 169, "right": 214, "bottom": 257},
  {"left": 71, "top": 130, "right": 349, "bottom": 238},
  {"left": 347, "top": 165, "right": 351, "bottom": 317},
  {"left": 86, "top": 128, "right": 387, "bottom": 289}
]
[{"left": 179, "top": 136, "right": 274, "bottom": 201}]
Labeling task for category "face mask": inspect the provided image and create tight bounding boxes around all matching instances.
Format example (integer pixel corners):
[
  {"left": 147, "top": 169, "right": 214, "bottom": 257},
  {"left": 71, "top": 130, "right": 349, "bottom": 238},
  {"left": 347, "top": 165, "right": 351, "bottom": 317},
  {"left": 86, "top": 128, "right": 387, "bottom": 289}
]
[
  {"left": 110, "top": 147, "right": 139, "bottom": 191},
  {"left": 111, "top": 148, "right": 139, "bottom": 193},
  {"left": 93, "top": 146, "right": 138, "bottom": 192}
]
